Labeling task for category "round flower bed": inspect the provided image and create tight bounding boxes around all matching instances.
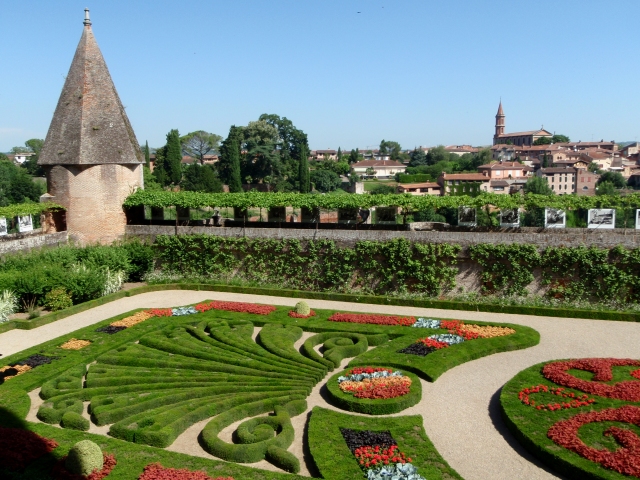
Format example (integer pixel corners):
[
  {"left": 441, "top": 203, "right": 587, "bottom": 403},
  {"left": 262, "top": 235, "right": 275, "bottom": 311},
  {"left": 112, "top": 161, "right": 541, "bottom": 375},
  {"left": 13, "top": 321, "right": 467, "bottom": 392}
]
[
  {"left": 501, "top": 358, "right": 640, "bottom": 479},
  {"left": 326, "top": 366, "right": 421, "bottom": 415}
]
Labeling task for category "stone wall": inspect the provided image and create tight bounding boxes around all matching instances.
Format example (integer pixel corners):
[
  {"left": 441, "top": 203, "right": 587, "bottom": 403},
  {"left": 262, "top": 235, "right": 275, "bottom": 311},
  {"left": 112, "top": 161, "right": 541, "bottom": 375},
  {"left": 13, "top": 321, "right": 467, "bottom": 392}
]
[
  {"left": 0, "top": 230, "right": 68, "bottom": 256},
  {"left": 125, "top": 224, "right": 640, "bottom": 249}
]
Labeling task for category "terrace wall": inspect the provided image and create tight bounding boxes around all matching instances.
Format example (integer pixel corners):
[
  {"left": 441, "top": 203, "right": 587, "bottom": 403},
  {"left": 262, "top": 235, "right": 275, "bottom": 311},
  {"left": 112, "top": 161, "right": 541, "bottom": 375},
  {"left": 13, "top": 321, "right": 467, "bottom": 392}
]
[
  {"left": 125, "top": 224, "right": 640, "bottom": 249},
  {"left": 0, "top": 230, "right": 69, "bottom": 256}
]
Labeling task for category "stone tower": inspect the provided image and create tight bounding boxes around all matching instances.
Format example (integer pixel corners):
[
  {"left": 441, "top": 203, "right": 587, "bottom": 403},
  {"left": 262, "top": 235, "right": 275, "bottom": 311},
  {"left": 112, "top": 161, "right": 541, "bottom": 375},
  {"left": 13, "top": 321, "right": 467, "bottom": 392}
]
[
  {"left": 494, "top": 100, "right": 505, "bottom": 144},
  {"left": 39, "top": 9, "right": 143, "bottom": 244}
]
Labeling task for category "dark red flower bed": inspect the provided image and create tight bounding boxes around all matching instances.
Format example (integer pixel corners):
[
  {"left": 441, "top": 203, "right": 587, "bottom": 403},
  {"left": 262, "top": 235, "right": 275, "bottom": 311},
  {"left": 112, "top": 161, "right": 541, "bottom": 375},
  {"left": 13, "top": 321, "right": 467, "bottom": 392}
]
[
  {"left": 138, "top": 463, "right": 234, "bottom": 480},
  {"left": 340, "top": 428, "right": 396, "bottom": 453},
  {"left": 0, "top": 427, "right": 58, "bottom": 470},
  {"left": 542, "top": 358, "right": 640, "bottom": 401},
  {"left": 145, "top": 308, "right": 173, "bottom": 317},
  {"left": 95, "top": 325, "right": 127, "bottom": 335},
  {"left": 194, "top": 301, "right": 276, "bottom": 315},
  {"left": 397, "top": 343, "right": 437, "bottom": 356},
  {"left": 547, "top": 405, "right": 640, "bottom": 477},
  {"left": 328, "top": 313, "right": 415, "bottom": 326},
  {"left": 52, "top": 453, "right": 116, "bottom": 480},
  {"left": 518, "top": 384, "right": 596, "bottom": 411},
  {"left": 418, "top": 337, "right": 449, "bottom": 349},
  {"left": 288, "top": 310, "right": 316, "bottom": 318}
]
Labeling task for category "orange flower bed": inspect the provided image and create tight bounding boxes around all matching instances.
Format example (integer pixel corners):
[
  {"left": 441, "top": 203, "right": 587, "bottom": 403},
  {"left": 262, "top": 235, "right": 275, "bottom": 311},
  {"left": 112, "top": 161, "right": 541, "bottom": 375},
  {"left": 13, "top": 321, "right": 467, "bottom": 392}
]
[
  {"left": 110, "top": 311, "right": 153, "bottom": 328},
  {"left": 60, "top": 338, "right": 92, "bottom": 350}
]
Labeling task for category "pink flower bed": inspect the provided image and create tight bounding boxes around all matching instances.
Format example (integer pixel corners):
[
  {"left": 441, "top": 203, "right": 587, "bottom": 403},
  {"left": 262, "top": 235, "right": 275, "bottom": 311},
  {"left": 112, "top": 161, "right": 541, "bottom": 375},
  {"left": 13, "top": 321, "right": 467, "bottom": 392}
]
[
  {"left": 139, "top": 463, "right": 234, "bottom": 480},
  {"left": 194, "top": 301, "right": 275, "bottom": 315},
  {"left": 0, "top": 427, "right": 58, "bottom": 470},
  {"left": 328, "top": 313, "right": 415, "bottom": 326},
  {"left": 288, "top": 310, "right": 316, "bottom": 318}
]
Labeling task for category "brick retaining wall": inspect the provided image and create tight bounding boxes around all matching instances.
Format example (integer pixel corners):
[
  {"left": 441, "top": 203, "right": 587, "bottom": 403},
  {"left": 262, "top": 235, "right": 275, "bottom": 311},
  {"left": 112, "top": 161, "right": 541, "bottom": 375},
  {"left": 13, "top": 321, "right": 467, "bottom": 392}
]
[{"left": 0, "top": 230, "right": 69, "bottom": 256}]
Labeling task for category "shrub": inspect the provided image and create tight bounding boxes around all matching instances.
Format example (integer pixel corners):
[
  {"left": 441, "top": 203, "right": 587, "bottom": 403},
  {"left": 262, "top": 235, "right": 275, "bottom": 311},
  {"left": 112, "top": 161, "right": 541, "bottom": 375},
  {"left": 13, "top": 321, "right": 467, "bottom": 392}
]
[
  {"left": 44, "top": 287, "right": 73, "bottom": 311},
  {"left": 102, "top": 268, "right": 125, "bottom": 296},
  {"left": 0, "top": 290, "right": 18, "bottom": 323},
  {"left": 61, "top": 411, "right": 90, "bottom": 431},
  {"left": 65, "top": 440, "right": 103, "bottom": 476},
  {"left": 295, "top": 301, "right": 310, "bottom": 316},
  {"left": 122, "top": 239, "right": 155, "bottom": 281},
  {"left": 62, "top": 264, "right": 107, "bottom": 303}
]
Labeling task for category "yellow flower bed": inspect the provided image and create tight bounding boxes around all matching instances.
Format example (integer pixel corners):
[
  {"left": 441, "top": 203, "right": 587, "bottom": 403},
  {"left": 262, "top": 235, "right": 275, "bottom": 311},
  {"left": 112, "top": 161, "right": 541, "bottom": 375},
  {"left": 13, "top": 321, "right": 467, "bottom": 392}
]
[
  {"left": 110, "top": 311, "right": 153, "bottom": 328},
  {"left": 459, "top": 324, "right": 516, "bottom": 338},
  {"left": 60, "top": 338, "right": 92, "bottom": 350},
  {"left": 0, "top": 364, "right": 32, "bottom": 380}
]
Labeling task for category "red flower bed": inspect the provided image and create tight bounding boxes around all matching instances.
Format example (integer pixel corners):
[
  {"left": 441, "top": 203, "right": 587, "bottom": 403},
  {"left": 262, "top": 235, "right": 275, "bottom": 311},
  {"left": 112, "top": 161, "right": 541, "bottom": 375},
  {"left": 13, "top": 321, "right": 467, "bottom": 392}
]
[
  {"left": 440, "top": 320, "right": 462, "bottom": 330},
  {"left": 145, "top": 308, "right": 173, "bottom": 317},
  {"left": 547, "top": 405, "right": 640, "bottom": 477},
  {"left": 288, "top": 310, "right": 316, "bottom": 318},
  {"left": 354, "top": 445, "right": 412, "bottom": 469},
  {"left": 52, "top": 453, "right": 116, "bottom": 480},
  {"left": 349, "top": 367, "right": 393, "bottom": 375},
  {"left": 139, "top": 463, "right": 234, "bottom": 480},
  {"left": 328, "top": 313, "right": 415, "bottom": 326},
  {"left": 0, "top": 427, "right": 58, "bottom": 470},
  {"left": 194, "top": 301, "right": 275, "bottom": 315},
  {"left": 542, "top": 358, "right": 640, "bottom": 401},
  {"left": 354, "top": 383, "right": 411, "bottom": 399},
  {"left": 417, "top": 338, "right": 449, "bottom": 349},
  {"left": 518, "top": 384, "right": 596, "bottom": 411}
]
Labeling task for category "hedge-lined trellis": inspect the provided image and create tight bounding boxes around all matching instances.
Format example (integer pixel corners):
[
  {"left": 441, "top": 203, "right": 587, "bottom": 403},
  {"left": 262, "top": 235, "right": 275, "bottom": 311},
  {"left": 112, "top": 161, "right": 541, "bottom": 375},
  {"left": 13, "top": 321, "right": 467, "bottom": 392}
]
[
  {"left": 0, "top": 202, "right": 65, "bottom": 219},
  {"left": 123, "top": 190, "right": 640, "bottom": 212}
]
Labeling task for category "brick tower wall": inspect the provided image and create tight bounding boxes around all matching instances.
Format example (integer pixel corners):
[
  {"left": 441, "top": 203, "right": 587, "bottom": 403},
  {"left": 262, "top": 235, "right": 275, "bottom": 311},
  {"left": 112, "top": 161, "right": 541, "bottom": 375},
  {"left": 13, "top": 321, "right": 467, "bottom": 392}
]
[{"left": 46, "top": 163, "right": 142, "bottom": 244}]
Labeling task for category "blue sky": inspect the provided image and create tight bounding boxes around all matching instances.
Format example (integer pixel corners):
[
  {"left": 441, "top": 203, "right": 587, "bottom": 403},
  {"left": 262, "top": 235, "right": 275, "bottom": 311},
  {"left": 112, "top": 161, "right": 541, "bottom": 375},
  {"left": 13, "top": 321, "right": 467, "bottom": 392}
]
[{"left": 1, "top": 0, "right": 639, "bottom": 152}]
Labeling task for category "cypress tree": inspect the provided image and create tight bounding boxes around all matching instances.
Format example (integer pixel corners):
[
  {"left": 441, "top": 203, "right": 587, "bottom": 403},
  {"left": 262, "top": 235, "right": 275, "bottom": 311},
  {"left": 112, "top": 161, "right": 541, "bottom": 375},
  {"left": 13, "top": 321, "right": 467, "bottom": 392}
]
[
  {"left": 337, "top": 147, "right": 342, "bottom": 162},
  {"left": 165, "top": 129, "right": 183, "bottom": 185},
  {"left": 298, "top": 143, "right": 310, "bottom": 193},
  {"left": 144, "top": 141, "right": 150, "bottom": 168},
  {"left": 228, "top": 131, "right": 242, "bottom": 193}
]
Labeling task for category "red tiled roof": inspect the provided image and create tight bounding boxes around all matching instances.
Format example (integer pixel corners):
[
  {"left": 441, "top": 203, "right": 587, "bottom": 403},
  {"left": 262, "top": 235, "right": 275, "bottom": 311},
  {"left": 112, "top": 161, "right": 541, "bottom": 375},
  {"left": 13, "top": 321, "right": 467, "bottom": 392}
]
[
  {"left": 441, "top": 173, "right": 489, "bottom": 181},
  {"left": 397, "top": 182, "right": 440, "bottom": 189},
  {"left": 351, "top": 159, "right": 405, "bottom": 168},
  {"left": 478, "top": 162, "right": 526, "bottom": 170}
]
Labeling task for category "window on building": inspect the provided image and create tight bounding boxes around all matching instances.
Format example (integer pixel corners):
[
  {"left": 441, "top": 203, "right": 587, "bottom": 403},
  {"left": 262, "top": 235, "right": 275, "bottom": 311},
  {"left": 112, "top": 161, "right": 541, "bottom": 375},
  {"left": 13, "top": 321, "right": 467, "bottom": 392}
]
[{"left": 583, "top": 186, "right": 588, "bottom": 190}]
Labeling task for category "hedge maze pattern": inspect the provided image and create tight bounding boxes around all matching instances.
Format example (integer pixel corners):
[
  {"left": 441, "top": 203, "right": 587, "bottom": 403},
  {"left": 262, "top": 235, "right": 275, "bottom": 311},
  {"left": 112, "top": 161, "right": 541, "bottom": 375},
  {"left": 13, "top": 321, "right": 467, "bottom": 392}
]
[{"left": 0, "top": 302, "right": 540, "bottom": 478}]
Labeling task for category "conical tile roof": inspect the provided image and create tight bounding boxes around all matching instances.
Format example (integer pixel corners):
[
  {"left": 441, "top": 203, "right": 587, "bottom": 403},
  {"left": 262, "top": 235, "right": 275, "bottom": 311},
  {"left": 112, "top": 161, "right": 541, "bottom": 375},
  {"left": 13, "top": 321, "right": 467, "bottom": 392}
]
[{"left": 39, "top": 17, "right": 142, "bottom": 165}]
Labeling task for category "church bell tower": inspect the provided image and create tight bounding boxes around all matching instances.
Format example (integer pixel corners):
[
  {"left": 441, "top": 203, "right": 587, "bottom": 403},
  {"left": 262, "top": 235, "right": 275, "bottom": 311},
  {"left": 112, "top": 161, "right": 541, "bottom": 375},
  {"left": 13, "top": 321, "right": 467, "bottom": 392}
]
[{"left": 494, "top": 101, "right": 505, "bottom": 144}]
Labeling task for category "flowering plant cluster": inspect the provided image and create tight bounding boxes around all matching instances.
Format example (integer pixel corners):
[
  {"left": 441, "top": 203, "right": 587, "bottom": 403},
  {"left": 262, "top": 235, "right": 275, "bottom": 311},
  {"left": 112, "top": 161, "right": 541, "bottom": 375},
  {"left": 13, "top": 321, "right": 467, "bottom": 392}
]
[
  {"left": 417, "top": 338, "right": 449, "bottom": 350},
  {"left": 353, "top": 445, "right": 425, "bottom": 480},
  {"left": 518, "top": 384, "right": 596, "bottom": 411},
  {"left": 194, "top": 301, "right": 276, "bottom": 315},
  {"left": 338, "top": 367, "right": 411, "bottom": 399},
  {"left": 172, "top": 306, "right": 198, "bottom": 316},
  {"left": 328, "top": 313, "right": 416, "bottom": 326},
  {"left": 542, "top": 358, "right": 640, "bottom": 401},
  {"left": 427, "top": 333, "right": 465, "bottom": 345},
  {"left": 145, "top": 308, "right": 173, "bottom": 317},
  {"left": 412, "top": 318, "right": 440, "bottom": 329},
  {"left": 411, "top": 317, "right": 515, "bottom": 339},
  {"left": 288, "top": 310, "right": 316, "bottom": 318},
  {"left": 138, "top": 463, "right": 234, "bottom": 480},
  {"left": 0, "top": 427, "right": 58, "bottom": 470},
  {"left": 547, "top": 405, "right": 640, "bottom": 477}
]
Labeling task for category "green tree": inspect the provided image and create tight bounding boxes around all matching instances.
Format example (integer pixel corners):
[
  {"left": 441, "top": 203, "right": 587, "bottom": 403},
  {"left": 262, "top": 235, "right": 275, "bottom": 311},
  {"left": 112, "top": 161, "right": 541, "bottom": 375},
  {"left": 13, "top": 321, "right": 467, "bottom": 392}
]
[
  {"left": 165, "top": 129, "right": 183, "bottom": 185},
  {"left": 349, "top": 148, "right": 360, "bottom": 164},
  {"left": 523, "top": 176, "right": 554, "bottom": 195},
  {"left": 144, "top": 141, "right": 150, "bottom": 168},
  {"left": 181, "top": 164, "right": 223, "bottom": 192},
  {"left": 298, "top": 144, "right": 310, "bottom": 193},
  {"left": 597, "top": 171, "right": 626, "bottom": 189},
  {"left": 219, "top": 126, "right": 243, "bottom": 192},
  {"left": 542, "top": 154, "right": 550, "bottom": 168},
  {"left": 588, "top": 162, "right": 602, "bottom": 174},
  {"left": 409, "top": 148, "right": 427, "bottom": 166},
  {"left": 20, "top": 139, "right": 45, "bottom": 176},
  {"left": 552, "top": 134, "right": 570, "bottom": 143},
  {"left": 180, "top": 131, "right": 222, "bottom": 164},
  {"left": 533, "top": 137, "right": 552, "bottom": 146},
  {"left": 426, "top": 146, "right": 454, "bottom": 165},
  {"left": 596, "top": 181, "right": 617, "bottom": 196},
  {"left": 310, "top": 170, "right": 341, "bottom": 192},
  {"left": 379, "top": 140, "right": 402, "bottom": 160},
  {"left": 0, "top": 160, "right": 44, "bottom": 205},
  {"left": 337, "top": 147, "right": 343, "bottom": 162},
  {"left": 143, "top": 166, "right": 162, "bottom": 191}
]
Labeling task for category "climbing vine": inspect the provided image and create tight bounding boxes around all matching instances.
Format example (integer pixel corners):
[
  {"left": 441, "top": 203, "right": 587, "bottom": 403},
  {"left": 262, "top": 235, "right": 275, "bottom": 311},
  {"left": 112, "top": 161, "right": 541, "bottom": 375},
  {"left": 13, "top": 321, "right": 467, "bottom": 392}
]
[
  {"left": 469, "top": 244, "right": 541, "bottom": 296},
  {"left": 0, "top": 202, "right": 64, "bottom": 219}
]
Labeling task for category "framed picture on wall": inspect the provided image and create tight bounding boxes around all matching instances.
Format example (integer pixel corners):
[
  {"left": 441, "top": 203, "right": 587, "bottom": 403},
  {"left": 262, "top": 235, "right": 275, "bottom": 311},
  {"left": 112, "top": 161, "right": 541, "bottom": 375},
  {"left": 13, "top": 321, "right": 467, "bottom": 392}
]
[
  {"left": 0, "top": 217, "right": 7, "bottom": 236},
  {"left": 17, "top": 215, "right": 33, "bottom": 233},
  {"left": 545, "top": 208, "right": 566, "bottom": 228},
  {"left": 499, "top": 208, "right": 520, "bottom": 227},
  {"left": 587, "top": 209, "right": 615, "bottom": 229},
  {"left": 636, "top": 210, "right": 640, "bottom": 230},
  {"left": 458, "top": 206, "right": 476, "bottom": 226}
]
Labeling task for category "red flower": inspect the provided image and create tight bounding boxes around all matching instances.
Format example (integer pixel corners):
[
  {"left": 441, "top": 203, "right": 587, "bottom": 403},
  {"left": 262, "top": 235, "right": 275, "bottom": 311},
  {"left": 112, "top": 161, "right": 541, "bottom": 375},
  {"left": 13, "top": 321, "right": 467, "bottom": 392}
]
[
  {"left": 0, "top": 427, "right": 58, "bottom": 470},
  {"left": 194, "top": 301, "right": 275, "bottom": 315},
  {"left": 328, "top": 313, "right": 416, "bottom": 326},
  {"left": 139, "top": 463, "right": 234, "bottom": 480},
  {"left": 288, "top": 310, "right": 316, "bottom": 318},
  {"left": 145, "top": 308, "right": 173, "bottom": 317}
]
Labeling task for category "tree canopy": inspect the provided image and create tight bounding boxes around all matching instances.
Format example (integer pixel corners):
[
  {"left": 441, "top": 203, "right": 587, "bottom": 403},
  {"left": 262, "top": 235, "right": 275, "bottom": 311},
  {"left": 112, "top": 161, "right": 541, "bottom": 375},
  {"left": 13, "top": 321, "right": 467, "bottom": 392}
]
[
  {"left": 310, "top": 170, "right": 341, "bottom": 193},
  {"left": 597, "top": 171, "right": 626, "bottom": 189},
  {"left": 180, "top": 131, "right": 221, "bottom": 164},
  {"left": 379, "top": 140, "right": 402, "bottom": 160},
  {"left": 523, "top": 176, "right": 554, "bottom": 195},
  {"left": 0, "top": 160, "right": 45, "bottom": 206}
]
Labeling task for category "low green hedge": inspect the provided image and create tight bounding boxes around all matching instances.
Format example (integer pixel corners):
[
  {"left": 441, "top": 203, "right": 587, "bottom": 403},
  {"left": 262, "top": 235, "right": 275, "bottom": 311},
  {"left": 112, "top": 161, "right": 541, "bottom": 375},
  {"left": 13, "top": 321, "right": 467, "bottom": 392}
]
[
  {"left": 325, "top": 367, "right": 422, "bottom": 415},
  {"left": 500, "top": 361, "right": 640, "bottom": 480},
  {"left": 301, "top": 332, "right": 368, "bottom": 370},
  {"left": 61, "top": 411, "right": 90, "bottom": 431},
  {"left": 308, "top": 406, "right": 462, "bottom": 480}
]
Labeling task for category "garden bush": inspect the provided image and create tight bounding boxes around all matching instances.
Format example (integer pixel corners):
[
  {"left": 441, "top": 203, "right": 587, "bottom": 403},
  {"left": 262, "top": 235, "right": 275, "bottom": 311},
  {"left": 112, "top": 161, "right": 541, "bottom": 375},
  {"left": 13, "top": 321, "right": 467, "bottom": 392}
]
[
  {"left": 44, "top": 287, "right": 73, "bottom": 311},
  {"left": 301, "top": 332, "right": 368, "bottom": 370},
  {"left": 294, "top": 301, "right": 310, "bottom": 316},
  {"left": 65, "top": 439, "right": 103, "bottom": 476},
  {"left": 60, "top": 411, "right": 89, "bottom": 431}
]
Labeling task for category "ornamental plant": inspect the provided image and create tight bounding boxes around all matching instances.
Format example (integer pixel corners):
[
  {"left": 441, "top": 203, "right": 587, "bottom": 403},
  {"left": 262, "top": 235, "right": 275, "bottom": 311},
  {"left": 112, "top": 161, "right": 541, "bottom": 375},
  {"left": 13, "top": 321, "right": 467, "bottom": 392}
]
[
  {"left": 65, "top": 440, "right": 103, "bottom": 476},
  {"left": 329, "top": 312, "right": 415, "bottom": 326},
  {"left": 195, "top": 301, "right": 276, "bottom": 315},
  {"left": 44, "top": 287, "right": 73, "bottom": 311},
  {"left": 138, "top": 463, "right": 234, "bottom": 480},
  {"left": 338, "top": 367, "right": 412, "bottom": 399},
  {"left": 0, "top": 289, "right": 18, "bottom": 323}
]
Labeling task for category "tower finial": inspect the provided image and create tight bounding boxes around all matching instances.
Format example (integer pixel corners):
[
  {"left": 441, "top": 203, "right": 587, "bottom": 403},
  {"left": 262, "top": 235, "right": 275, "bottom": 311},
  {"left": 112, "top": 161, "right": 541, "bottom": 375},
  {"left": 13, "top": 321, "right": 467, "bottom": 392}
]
[{"left": 83, "top": 8, "right": 91, "bottom": 26}]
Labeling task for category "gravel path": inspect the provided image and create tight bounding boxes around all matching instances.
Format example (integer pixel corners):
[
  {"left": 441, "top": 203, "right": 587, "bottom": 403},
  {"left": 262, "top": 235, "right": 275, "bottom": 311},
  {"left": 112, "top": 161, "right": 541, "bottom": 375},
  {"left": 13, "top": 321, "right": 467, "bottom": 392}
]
[{"left": 2, "top": 290, "right": 640, "bottom": 479}]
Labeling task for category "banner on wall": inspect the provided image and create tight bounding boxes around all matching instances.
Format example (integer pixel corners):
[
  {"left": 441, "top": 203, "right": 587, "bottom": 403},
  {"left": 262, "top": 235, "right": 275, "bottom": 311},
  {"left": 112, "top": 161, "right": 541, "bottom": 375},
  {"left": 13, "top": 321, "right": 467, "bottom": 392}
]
[
  {"left": 0, "top": 217, "right": 6, "bottom": 236},
  {"left": 458, "top": 206, "right": 476, "bottom": 226},
  {"left": 587, "top": 209, "right": 615, "bottom": 229},
  {"left": 545, "top": 208, "right": 566, "bottom": 228},
  {"left": 499, "top": 209, "right": 520, "bottom": 227},
  {"left": 17, "top": 215, "right": 33, "bottom": 233}
]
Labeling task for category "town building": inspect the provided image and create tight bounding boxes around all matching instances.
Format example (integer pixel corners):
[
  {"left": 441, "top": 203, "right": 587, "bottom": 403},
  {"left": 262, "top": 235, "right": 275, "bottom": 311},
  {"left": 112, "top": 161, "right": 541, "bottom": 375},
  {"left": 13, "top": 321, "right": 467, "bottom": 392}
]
[
  {"left": 11, "top": 152, "right": 35, "bottom": 164},
  {"left": 350, "top": 159, "right": 405, "bottom": 179},
  {"left": 444, "top": 145, "right": 479, "bottom": 156},
  {"left": 477, "top": 161, "right": 530, "bottom": 180},
  {"left": 536, "top": 167, "right": 576, "bottom": 194},
  {"left": 437, "top": 172, "right": 491, "bottom": 195},
  {"left": 396, "top": 182, "right": 441, "bottom": 196},
  {"left": 493, "top": 101, "right": 552, "bottom": 146},
  {"left": 38, "top": 9, "right": 144, "bottom": 243},
  {"left": 310, "top": 150, "right": 338, "bottom": 161},
  {"left": 576, "top": 170, "right": 600, "bottom": 196}
]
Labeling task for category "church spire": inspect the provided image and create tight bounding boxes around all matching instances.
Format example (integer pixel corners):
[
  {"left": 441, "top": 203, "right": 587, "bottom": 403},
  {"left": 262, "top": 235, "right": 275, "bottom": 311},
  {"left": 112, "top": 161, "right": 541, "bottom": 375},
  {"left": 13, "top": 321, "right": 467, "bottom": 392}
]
[
  {"left": 83, "top": 8, "right": 91, "bottom": 26},
  {"left": 494, "top": 100, "right": 505, "bottom": 142}
]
